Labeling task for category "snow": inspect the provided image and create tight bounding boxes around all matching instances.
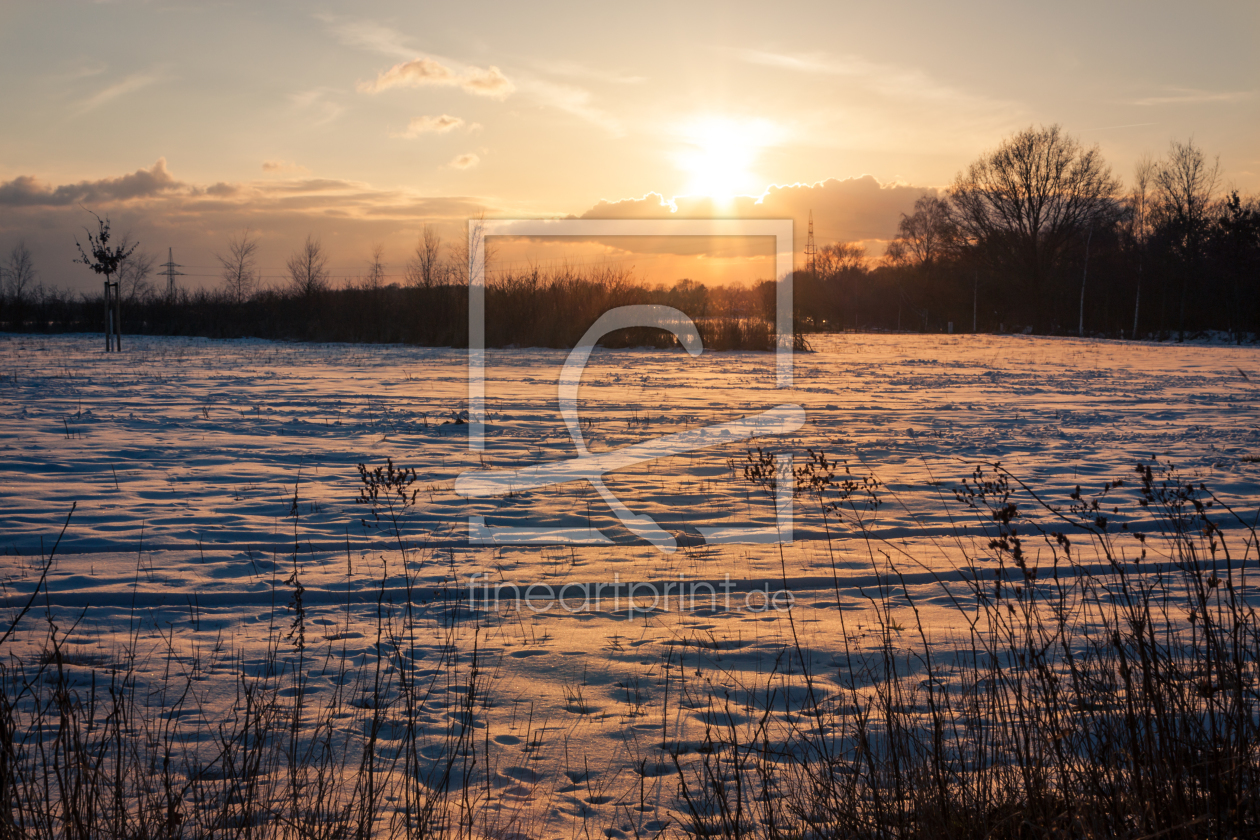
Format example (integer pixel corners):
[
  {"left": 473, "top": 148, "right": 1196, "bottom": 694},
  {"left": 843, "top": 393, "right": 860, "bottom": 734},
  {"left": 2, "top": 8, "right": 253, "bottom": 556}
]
[{"left": 1, "top": 330, "right": 1258, "bottom": 834}]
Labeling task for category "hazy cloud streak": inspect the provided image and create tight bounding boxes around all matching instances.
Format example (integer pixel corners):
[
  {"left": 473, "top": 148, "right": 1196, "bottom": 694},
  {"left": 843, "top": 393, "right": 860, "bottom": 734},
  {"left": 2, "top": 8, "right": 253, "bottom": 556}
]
[
  {"left": 394, "top": 114, "right": 466, "bottom": 138},
  {"left": 289, "top": 88, "right": 345, "bottom": 125},
  {"left": 262, "top": 160, "right": 310, "bottom": 174},
  {"left": 1127, "top": 87, "right": 1254, "bottom": 106},
  {"left": 739, "top": 50, "right": 965, "bottom": 103},
  {"left": 532, "top": 59, "right": 646, "bottom": 85},
  {"left": 77, "top": 71, "right": 162, "bottom": 113},
  {"left": 316, "top": 14, "right": 415, "bottom": 60},
  {"left": 734, "top": 48, "right": 1025, "bottom": 149},
  {"left": 516, "top": 76, "right": 624, "bottom": 136}
]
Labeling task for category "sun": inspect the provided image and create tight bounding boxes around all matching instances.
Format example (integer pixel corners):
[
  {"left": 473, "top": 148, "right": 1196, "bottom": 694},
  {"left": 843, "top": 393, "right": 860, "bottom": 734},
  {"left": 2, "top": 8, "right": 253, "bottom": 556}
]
[{"left": 675, "top": 116, "right": 777, "bottom": 200}]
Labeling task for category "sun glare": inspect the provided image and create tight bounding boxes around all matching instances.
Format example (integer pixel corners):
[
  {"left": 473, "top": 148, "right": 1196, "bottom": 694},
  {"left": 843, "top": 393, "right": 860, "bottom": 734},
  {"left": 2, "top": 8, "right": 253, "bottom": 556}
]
[{"left": 675, "top": 116, "right": 777, "bottom": 200}]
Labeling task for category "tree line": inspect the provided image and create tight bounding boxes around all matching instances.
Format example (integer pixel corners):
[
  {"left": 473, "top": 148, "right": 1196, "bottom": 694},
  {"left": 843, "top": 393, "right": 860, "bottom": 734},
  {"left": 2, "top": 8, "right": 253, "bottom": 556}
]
[
  {"left": 1, "top": 124, "right": 1257, "bottom": 346},
  {"left": 798, "top": 126, "right": 1260, "bottom": 340},
  {"left": 0, "top": 217, "right": 778, "bottom": 349}
]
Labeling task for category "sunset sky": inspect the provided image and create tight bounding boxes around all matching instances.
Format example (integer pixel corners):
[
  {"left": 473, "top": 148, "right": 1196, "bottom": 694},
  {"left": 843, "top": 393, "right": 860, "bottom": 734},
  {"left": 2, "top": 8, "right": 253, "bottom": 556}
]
[{"left": 1, "top": 0, "right": 1256, "bottom": 289}]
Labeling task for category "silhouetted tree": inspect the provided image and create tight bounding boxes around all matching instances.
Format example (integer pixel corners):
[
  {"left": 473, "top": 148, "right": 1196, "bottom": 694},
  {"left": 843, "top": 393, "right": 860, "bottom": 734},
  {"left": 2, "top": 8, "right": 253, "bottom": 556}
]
[
  {"left": 1153, "top": 139, "right": 1220, "bottom": 336},
  {"left": 405, "top": 224, "right": 445, "bottom": 288},
  {"left": 75, "top": 212, "right": 138, "bottom": 292},
  {"left": 361, "top": 244, "right": 387, "bottom": 292},
  {"left": 664, "top": 278, "right": 709, "bottom": 317},
  {"left": 4, "top": 241, "right": 37, "bottom": 303},
  {"left": 217, "top": 229, "right": 259, "bottom": 304},
  {"left": 286, "top": 234, "right": 330, "bottom": 297},
  {"left": 885, "top": 196, "right": 965, "bottom": 331},
  {"left": 815, "top": 241, "right": 867, "bottom": 275},
  {"left": 1208, "top": 190, "right": 1260, "bottom": 339},
  {"left": 446, "top": 215, "right": 493, "bottom": 288},
  {"left": 118, "top": 248, "right": 156, "bottom": 304},
  {"left": 949, "top": 124, "right": 1121, "bottom": 330},
  {"left": 886, "top": 196, "right": 956, "bottom": 269},
  {"left": 1123, "top": 155, "right": 1156, "bottom": 337},
  {"left": 794, "top": 241, "right": 867, "bottom": 330},
  {"left": 1154, "top": 139, "right": 1220, "bottom": 261}
]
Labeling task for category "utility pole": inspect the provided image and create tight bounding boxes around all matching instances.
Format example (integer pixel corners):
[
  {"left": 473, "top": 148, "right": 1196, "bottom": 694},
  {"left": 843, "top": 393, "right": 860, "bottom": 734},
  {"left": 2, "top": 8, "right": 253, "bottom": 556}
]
[
  {"left": 804, "top": 210, "right": 817, "bottom": 277},
  {"left": 159, "top": 247, "right": 185, "bottom": 301}
]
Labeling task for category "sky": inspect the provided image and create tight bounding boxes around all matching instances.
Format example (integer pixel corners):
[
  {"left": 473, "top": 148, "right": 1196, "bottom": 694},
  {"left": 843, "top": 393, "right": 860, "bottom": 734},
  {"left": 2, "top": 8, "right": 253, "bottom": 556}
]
[{"left": 0, "top": 0, "right": 1256, "bottom": 291}]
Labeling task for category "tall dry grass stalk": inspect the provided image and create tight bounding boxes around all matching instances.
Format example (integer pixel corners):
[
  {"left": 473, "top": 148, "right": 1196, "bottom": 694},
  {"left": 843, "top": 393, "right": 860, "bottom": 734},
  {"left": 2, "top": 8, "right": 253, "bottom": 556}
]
[
  {"left": 1, "top": 460, "right": 1256, "bottom": 838},
  {"left": 668, "top": 458, "right": 1260, "bottom": 838}
]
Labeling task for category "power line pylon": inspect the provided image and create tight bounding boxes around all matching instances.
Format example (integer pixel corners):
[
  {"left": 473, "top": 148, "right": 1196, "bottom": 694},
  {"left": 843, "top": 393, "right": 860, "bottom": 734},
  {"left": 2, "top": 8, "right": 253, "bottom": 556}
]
[
  {"left": 805, "top": 209, "right": 817, "bottom": 276},
  {"left": 159, "top": 248, "right": 185, "bottom": 300}
]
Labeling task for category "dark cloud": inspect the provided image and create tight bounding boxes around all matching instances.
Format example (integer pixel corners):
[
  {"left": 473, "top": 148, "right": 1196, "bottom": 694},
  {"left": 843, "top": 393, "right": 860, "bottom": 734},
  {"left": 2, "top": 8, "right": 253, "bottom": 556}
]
[
  {"left": 0, "top": 159, "right": 182, "bottom": 207},
  {"left": 0, "top": 162, "right": 512, "bottom": 292},
  {"left": 577, "top": 176, "right": 935, "bottom": 254}
]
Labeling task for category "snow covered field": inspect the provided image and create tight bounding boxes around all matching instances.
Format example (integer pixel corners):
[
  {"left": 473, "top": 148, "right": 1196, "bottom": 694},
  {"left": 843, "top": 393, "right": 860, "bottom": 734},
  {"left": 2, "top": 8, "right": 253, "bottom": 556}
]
[{"left": 2, "top": 331, "right": 1258, "bottom": 836}]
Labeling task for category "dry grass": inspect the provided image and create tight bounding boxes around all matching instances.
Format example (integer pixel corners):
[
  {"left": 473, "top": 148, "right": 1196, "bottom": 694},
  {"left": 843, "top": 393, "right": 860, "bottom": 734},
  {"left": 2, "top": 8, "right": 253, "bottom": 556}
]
[
  {"left": 1, "top": 460, "right": 1257, "bottom": 838},
  {"left": 668, "top": 458, "right": 1260, "bottom": 838}
]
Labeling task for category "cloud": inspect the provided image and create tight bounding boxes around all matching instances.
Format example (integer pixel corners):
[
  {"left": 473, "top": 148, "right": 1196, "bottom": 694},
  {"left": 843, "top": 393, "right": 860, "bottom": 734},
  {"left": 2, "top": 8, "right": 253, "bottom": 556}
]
[
  {"left": 515, "top": 76, "right": 623, "bottom": 136},
  {"left": 533, "top": 59, "right": 646, "bottom": 85},
  {"left": 261, "top": 160, "right": 310, "bottom": 174},
  {"left": 317, "top": 12, "right": 513, "bottom": 104},
  {"left": 316, "top": 13, "right": 414, "bottom": 60},
  {"left": 328, "top": 16, "right": 623, "bottom": 132},
  {"left": 449, "top": 153, "right": 480, "bottom": 170},
  {"left": 1127, "top": 87, "right": 1255, "bottom": 106},
  {"left": 739, "top": 50, "right": 976, "bottom": 105},
  {"left": 77, "top": 71, "right": 162, "bottom": 113},
  {"left": 289, "top": 88, "right": 345, "bottom": 125},
  {"left": 484, "top": 178, "right": 929, "bottom": 280},
  {"left": 571, "top": 175, "right": 932, "bottom": 257},
  {"left": 0, "top": 162, "right": 523, "bottom": 292},
  {"left": 360, "top": 57, "right": 453, "bottom": 90},
  {"left": 733, "top": 48, "right": 1024, "bottom": 151},
  {"left": 0, "top": 158, "right": 183, "bottom": 206},
  {"left": 394, "top": 114, "right": 465, "bottom": 138},
  {"left": 358, "top": 58, "right": 514, "bottom": 98}
]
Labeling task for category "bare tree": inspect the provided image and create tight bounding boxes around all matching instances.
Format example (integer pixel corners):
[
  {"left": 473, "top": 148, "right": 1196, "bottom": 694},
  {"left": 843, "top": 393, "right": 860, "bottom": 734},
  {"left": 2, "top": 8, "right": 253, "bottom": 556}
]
[
  {"left": 4, "top": 241, "right": 37, "bottom": 303},
  {"left": 1154, "top": 138, "right": 1220, "bottom": 257},
  {"left": 445, "top": 215, "right": 494, "bottom": 287},
  {"left": 1125, "top": 155, "right": 1156, "bottom": 338},
  {"left": 949, "top": 124, "right": 1120, "bottom": 329},
  {"left": 813, "top": 241, "right": 867, "bottom": 276},
  {"left": 405, "top": 224, "right": 445, "bottom": 288},
  {"left": 885, "top": 195, "right": 956, "bottom": 268},
  {"left": 286, "top": 234, "right": 330, "bottom": 297},
  {"left": 117, "top": 247, "right": 156, "bottom": 304},
  {"left": 217, "top": 230, "right": 259, "bottom": 304},
  {"left": 1153, "top": 139, "right": 1220, "bottom": 337},
  {"left": 363, "top": 243, "right": 387, "bottom": 292}
]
